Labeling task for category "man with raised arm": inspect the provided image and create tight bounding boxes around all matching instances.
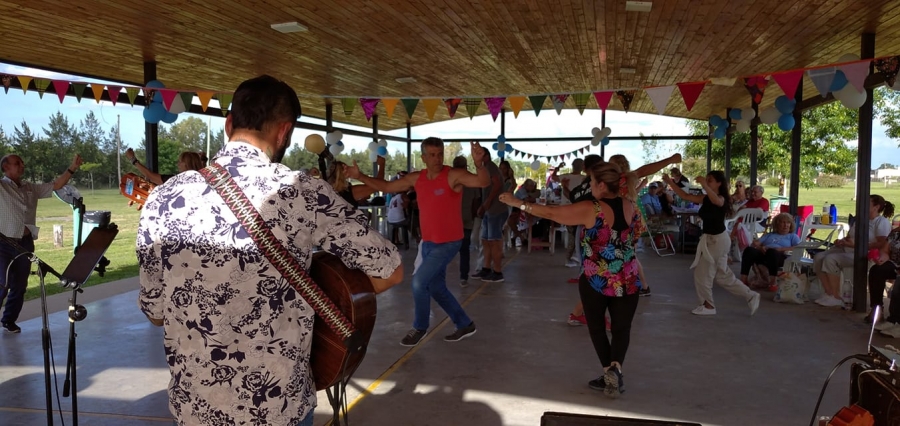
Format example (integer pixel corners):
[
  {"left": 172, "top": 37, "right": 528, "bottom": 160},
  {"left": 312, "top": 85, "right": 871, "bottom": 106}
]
[{"left": 346, "top": 138, "right": 490, "bottom": 346}]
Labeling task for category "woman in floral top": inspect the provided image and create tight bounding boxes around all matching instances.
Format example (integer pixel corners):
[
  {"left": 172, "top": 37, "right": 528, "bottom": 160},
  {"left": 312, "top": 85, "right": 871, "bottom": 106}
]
[{"left": 500, "top": 161, "right": 642, "bottom": 398}]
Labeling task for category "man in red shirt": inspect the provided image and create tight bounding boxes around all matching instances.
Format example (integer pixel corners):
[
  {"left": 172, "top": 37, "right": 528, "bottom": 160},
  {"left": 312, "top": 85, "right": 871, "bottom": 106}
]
[
  {"left": 346, "top": 138, "right": 490, "bottom": 346},
  {"left": 741, "top": 185, "right": 770, "bottom": 212}
]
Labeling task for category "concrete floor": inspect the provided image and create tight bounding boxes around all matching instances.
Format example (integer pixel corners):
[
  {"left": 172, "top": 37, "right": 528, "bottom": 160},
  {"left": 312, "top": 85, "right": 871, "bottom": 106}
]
[{"left": 0, "top": 244, "right": 886, "bottom": 426}]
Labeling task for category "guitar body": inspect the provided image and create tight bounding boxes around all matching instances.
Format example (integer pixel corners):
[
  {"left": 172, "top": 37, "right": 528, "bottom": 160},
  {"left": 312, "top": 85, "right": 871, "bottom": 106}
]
[
  {"left": 307, "top": 251, "right": 377, "bottom": 391},
  {"left": 120, "top": 173, "right": 155, "bottom": 209}
]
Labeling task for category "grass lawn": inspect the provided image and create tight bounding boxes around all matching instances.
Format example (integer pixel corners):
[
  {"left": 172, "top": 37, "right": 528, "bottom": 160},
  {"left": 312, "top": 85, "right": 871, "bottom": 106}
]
[{"left": 16, "top": 182, "right": 900, "bottom": 303}]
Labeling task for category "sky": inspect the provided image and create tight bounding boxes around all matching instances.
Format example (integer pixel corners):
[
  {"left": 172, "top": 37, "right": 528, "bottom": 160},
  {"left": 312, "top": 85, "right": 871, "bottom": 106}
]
[{"left": 2, "top": 62, "right": 900, "bottom": 168}]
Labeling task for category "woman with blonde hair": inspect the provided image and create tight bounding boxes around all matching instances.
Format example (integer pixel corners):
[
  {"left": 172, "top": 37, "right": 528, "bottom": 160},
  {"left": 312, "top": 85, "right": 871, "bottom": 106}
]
[
  {"left": 125, "top": 148, "right": 206, "bottom": 185},
  {"left": 326, "top": 155, "right": 385, "bottom": 207},
  {"left": 501, "top": 161, "right": 642, "bottom": 398},
  {"left": 739, "top": 213, "right": 800, "bottom": 289}
]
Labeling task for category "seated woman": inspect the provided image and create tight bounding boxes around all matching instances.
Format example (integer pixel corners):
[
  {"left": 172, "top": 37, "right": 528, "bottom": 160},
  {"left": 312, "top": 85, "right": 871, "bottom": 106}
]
[
  {"left": 739, "top": 213, "right": 800, "bottom": 289},
  {"left": 125, "top": 148, "right": 206, "bottom": 185},
  {"left": 732, "top": 180, "right": 747, "bottom": 210},
  {"left": 325, "top": 155, "right": 385, "bottom": 208},
  {"left": 813, "top": 195, "right": 893, "bottom": 307}
]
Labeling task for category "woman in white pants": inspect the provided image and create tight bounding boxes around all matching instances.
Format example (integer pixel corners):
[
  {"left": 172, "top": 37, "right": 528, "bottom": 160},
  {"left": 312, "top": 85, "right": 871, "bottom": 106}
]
[{"left": 663, "top": 171, "right": 760, "bottom": 316}]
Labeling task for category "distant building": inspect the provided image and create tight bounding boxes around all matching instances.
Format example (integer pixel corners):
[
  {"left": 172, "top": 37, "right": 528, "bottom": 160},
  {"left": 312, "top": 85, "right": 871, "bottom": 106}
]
[{"left": 875, "top": 168, "right": 900, "bottom": 181}]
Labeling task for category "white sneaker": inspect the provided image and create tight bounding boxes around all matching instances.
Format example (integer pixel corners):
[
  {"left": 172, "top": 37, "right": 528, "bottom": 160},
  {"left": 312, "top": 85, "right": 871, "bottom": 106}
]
[
  {"left": 748, "top": 292, "right": 760, "bottom": 316},
  {"left": 814, "top": 295, "right": 832, "bottom": 306},
  {"left": 820, "top": 296, "right": 844, "bottom": 307},
  {"left": 692, "top": 305, "right": 717, "bottom": 316},
  {"left": 876, "top": 321, "right": 898, "bottom": 332},
  {"left": 882, "top": 324, "right": 900, "bottom": 338},
  {"left": 565, "top": 260, "right": 579, "bottom": 268}
]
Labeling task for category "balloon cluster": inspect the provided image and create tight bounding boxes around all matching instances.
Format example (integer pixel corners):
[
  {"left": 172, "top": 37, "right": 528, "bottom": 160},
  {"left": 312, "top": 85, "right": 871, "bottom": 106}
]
[
  {"left": 142, "top": 80, "right": 179, "bottom": 124},
  {"left": 830, "top": 53, "right": 868, "bottom": 109},
  {"left": 304, "top": 134, "right": 326, "bottom": 154},
  {"left": 726, "top": 107, "right": 758, "bottom": 133},
  {"left": 590, "top": 127, "right": 611, "bottom": 146},
  {"left": 367, "top": 137, "right": 388, "bottom": 162},
  {"left": 758, "top": 96, "right": 796, "bottom": 130},
  {"left": 708, "top": 114, "right": 730, "bottom": 139},
  {"left": 325, "top": 131, "right": 345, "bottom": 157},
  {"left": 492, "top": 135, "right": 513, "bottom": 159}
]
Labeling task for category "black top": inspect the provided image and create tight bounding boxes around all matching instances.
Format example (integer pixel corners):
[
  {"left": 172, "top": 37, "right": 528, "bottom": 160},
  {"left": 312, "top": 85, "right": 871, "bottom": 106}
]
[
  {"left": 161, "top": 174, "right": 174, "bottom": 183},
  {"left": 675, "top": 175, "right": 690, "bottom": 188},
  {"left": 600, "top": 197, "right": 628, "bottom": 232},
  {"left": 571, "top": 177, "right": 594, "bottom": 203},
  {"left": 338, "top": 183, "right": 359, "bottom": 208},
  {"left": 698, "top": 195, "right": 726, "bottom": 235}
]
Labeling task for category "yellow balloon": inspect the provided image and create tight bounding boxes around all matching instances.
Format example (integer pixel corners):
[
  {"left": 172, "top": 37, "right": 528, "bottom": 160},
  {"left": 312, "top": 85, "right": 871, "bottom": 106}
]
[{"left": 304, "top": 134, "right": 326, "bottom": 154}]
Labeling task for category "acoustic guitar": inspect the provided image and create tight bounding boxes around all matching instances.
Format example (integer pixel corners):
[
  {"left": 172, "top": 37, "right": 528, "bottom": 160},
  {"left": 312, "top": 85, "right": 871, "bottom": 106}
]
[{"left": 119, "top": 173, "right": 155, "bottom": 209}]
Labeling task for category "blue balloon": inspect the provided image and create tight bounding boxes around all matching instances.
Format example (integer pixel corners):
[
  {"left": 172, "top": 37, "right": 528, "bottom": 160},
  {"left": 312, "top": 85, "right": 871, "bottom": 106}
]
[
  {"left": 777, "top": 113, "right": 795, "bottom": 131},
  {"left": 376, "top": 146, "right": 388, "bottom": 156},
  {"left": 830, "top": 70, "right": 848, "bottom": 92},
  {"left": 498, "top": 151, "right": 505, "bottom": 159},
  {"left": 145, "top": 80, "right": 165, "bottom": 89},
  {"left": 337, "top": 141, "right": 344, "bottom": 147},
  {"left": 497, "top": 135, "right": 506, "bottom": 143},
  {"left": 492, "top": 142, "right": 499, "bottom": 150},
  {"left": 601, "top": 137, "right": 610, "bottom": 146},
  {"left": 143, "top": 104, "right": 166, "bottom": 123},
  {"left": 729, "top": 109, "right": 742, "bottom": 121},
  {"left": 505, "top": 143, "right": 513, "bottom": 152},
  {"left": 710, "top": 114, "right": 723, "bottom": 126},
  {"left": 774, "top": 95, "right": 795, "bottom": 115},
  {"left": 142, "top": 106, "right": 158, "bottom": 123},
  {"left": 161, "top": 111, "right": 178, "bottom": 124},
  {"left": 714, "top": 126, "right": 727, "bottom": 139}
]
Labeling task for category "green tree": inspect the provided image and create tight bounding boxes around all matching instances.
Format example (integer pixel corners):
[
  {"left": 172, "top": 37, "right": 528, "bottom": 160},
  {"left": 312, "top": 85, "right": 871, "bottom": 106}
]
[
  {"left": 444, "top": 141, "right": 463, "bottom": 164},
  {"left": 167, "top": 117, "right": 209, "bottom": 153},
  {"left": 640, "top": 133, "right": 662, "bottom": 165},
  {"left": 0, "top": 126, "right": 11, "bottom": 156}
]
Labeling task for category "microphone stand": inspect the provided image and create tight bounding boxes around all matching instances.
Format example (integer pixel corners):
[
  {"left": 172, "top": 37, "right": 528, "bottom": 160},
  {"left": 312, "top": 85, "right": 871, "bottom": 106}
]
[{"left": 62, "top": 195, "right": 87, "bottom": 426}]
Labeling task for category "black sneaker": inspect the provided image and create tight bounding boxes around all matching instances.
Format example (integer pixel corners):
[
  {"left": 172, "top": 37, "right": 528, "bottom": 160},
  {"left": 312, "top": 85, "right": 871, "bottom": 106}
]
[
  {"left": 588, "top": 377, "right": 606, "bottom": 391},
  {"left": 444, "top": 322, "right": 476, "bottom": 342},
  {"left": 2, "top": 322, "right": 21, "bottom": 333},
  {"left": 400, "top": 329, "right": 427, "bottom": 347},
  {"left": 603, "top": 366, "right": 625, "bottom": 398},
  {"left": 482, "top": 271, "right": 504, "bottom": 283},
  {"left": 639, "top": 287, "right": 651, "bottom": 297},
  {"left": 459, "top": 279, "right": 469, "bottom": 288},
  {"left": 472, "top": 268, "right": 491, "bottom": 279}
]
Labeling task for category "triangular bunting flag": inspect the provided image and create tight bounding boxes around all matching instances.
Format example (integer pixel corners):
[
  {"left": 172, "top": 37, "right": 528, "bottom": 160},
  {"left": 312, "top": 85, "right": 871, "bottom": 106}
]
[
  {"left": 444, "top": 98, "right": 461, "bottom": 118},
  {"left": 593, "top": 91, "right": 613, "bottom": 112},
  {"left": 615, "top": 90, "right": 636, "bottom": 113},
  {"left": 551, "top": 94, "right": 568, "bottom": 115},
  {"left": 1, "top": 75, "right": 11, "bottom": 94},
  {"left": 159, "top": 89, "right": 178, "bottom": 110},
  {"left": 71, "top": 83, "right": 87, "bottom": 102},
  {"left": 359, "top": 98, "right": 380, "bottom": 121},
  {"left": 463, "top": 98, "right": 481, "bottom": 119},
  {"left": 744, "top": 76, "right": 769, "bottom": 104},
  {"left": 217, "top": 93, "right": 233, "bottom": 116},
  {"left": 484, "top": 97, "right": 505, "bottom": 121},
  {"left": 772, "top": 70, "right": 804, "bottom": 100},
  {"left": 340, "top": 98, "right": 355, "bottom": 116},
  {"left": 197, "top": 91, "right": 214, "bottom": 111},
  {"left": 33, "top": 78, "right": 50, "bottom": 99},
  {"left": 676, "top": 82, "right": 706, "bottom": 111},
  {"left": 875, "top": 57, "right": 900, "bottom": 88},
  {"left": 572, "top": 93, "right": 590, "bottom": 115},
  {"left": 382, "top": 99, "right": 399, "bottom": 118},
  {"left": 423, "top": 99, "right": 441, "bottom": 120},
  {"left": 529, "top": 95, "right": 547, "bottom": 116},
  {"left": 143, "top": 89, "right": 157, "bottom": 106},
  {"left": 840, "top": 60, "right": 871, "bottom": 92},
  {"left": 17, "top": 76, "right": 32, "bottom": 94},
  {"left": 168, "top": 94, "right": 185, "bottom": 113},
  {"left": 91, "top": 83, "right": 105, "bottom": 103},
  {"left": 508, "top": 96, "right": 525, "bottom": 118},
  {"left": 51, "top": 80, "right": 69, "bottom": 103},
  {"left": 807, "top": 68, "right": 836, "bottom": 98},
  {"left": 107, "top": 85, "right": 122, "bottom": 105},
  {"left": 401, "top": 98, "right": 419, "bottom": 119},
  {"left": 710, "top": 77, "right": 737, "bottom": 86},
  {"left": 125, "top": 87, "right": 140, "bottom": 106},
  {"left": 644, "top": 85, "right": 675, "bottom": 115},
  {"left": 178, "top": 92, "right": 193, "bottom": 111}
]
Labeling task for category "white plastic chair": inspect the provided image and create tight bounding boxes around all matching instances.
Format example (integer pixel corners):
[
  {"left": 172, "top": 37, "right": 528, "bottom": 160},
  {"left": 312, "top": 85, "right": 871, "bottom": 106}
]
[{"left": 725, "top": 208, "right": 766, "bottom": 235}]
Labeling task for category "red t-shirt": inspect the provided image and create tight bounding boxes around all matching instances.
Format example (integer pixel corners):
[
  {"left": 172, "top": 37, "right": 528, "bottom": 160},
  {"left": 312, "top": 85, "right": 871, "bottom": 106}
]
[
  {"left": 744, "top": 197, "right": 770, "bottom": 212},
  {"left": 415, "top": 166, "right": 463, "bottom": 243}
]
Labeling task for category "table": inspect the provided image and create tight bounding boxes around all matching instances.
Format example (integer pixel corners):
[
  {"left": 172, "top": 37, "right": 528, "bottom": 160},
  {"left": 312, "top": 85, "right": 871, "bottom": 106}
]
[{"left": 672, "top": 207, "right": 700, "bottom": 253}]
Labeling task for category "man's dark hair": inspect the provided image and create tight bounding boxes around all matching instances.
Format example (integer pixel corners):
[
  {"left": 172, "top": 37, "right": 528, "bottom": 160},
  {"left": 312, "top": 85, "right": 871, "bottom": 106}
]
[
  {"left": 230, "top": 75, "right": 301, "bottom": 132},
  {"left": 0, "top": 154, "right": 11, "bottom": 174},
  {"left": 584, "top": 154, "right": 602, "bottom": 169},
  {"left": 420, "top": 137, "right": 444, "bottom": 152}
]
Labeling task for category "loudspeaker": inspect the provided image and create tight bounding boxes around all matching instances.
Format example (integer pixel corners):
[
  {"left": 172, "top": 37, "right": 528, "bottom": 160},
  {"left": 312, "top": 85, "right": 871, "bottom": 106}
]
[
  {"left": 849, "top": 362, "right": 900, "bottom": 425},
  {"left": 541, "top": 412, "right": 701, "bottom": 426}
]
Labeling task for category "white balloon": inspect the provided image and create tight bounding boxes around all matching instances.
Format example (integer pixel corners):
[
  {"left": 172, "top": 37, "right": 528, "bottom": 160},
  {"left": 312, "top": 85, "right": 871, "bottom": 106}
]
[
  {"left": 367, "top": 142, "right": 378, "bottom": 152},
  {"left": 591, "top": 135, "right": 602, "bottom": 146},
  {"left": 591, "top": 127, "right": 601, "bottom": 136},
  {"left": 599, "top": 127, "right": 612, "bottom": 138},
  {"left": 530, "top": 160, "right": 541, "bottom": 170},
  {"left": 735, "top": 120, "right": 750, "bottom": 133},
  {"left": 378, "top": 137, "right": 388, "bottom": 147},
  {"left": 369, "top": 151, "right": 378, "bottom": 162},
  {"left": 329, "top": 144, "right": 341, "bottom": 156},
  {"left": 742, "top": 108, "right": 756, "bottom": 120},
  {"left": 836, "top": 84, "right": 867, "bottom": 109},
  {"left": 326, "top": 132, "right": 339, "bottom": 144},
  {"left": 838, "top": 53, "right": 860, "bottom": 63},
  {"left": 759, "top": 107, "right": 781, "bottom": 125}
]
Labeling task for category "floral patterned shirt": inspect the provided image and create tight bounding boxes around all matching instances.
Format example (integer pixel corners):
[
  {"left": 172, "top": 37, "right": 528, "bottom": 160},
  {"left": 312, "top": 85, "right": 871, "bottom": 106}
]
[
  {"left": 137, "top": 142, "right": 400, "bottom": 426},
  {"left": 581, "top": 199, "right": 645, "bottom": 297}
]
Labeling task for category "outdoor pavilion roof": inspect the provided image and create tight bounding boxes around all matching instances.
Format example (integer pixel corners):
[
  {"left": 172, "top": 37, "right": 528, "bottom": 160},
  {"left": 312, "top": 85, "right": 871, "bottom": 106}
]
[{"left": 2, "top": 0, "right": 900, "bottom": 130}]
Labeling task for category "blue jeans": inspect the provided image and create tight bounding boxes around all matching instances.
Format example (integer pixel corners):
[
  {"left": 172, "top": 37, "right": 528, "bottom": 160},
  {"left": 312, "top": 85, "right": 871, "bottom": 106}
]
[
  {"left": 413, "top": 239, "right": 472, "bottom": 331},
  {"left": 459, "top": 229, "right": 472, "bottom": 280},
  {"left": 0, "top": 236, "right": 33, "bottom": 324}
]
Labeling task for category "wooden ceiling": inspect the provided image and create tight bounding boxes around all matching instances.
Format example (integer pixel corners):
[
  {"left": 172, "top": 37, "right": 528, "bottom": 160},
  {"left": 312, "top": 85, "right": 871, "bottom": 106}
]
[{"left": 2, "top": 0, "right": 900, "bottom": 130}]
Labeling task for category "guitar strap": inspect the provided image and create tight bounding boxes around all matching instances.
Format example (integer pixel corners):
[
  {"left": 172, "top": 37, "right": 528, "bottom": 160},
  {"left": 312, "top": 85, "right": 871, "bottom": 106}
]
[{"left": 199, "top": 163, "right": 359, "bottom": 346}]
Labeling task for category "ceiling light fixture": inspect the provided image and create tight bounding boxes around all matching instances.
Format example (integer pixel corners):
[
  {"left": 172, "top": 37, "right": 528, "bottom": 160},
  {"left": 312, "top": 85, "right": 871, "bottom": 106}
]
[
  {"left": 270, "top": 22, "right": 308, "bottom": 33},
  {"left": 395, "top": 77, "right": 417, "bottom": 84},
  {"left": 619, "top": 67, "right": 637, "bottom": 74},
  {"left": 625, "top": 1, "right": 652, "bottom": 12}
]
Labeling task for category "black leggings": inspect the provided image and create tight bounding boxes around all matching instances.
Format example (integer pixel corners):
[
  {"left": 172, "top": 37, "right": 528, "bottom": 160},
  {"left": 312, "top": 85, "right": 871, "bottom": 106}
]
[
  {"left": 579, "top": 277, "right": 640, "bottom": 368},
  {"left": 868, "top": 262, "right": 898, "bottom": 309},
  {"left": 740, "top": 247, "right": 787, "bottom": 276}
]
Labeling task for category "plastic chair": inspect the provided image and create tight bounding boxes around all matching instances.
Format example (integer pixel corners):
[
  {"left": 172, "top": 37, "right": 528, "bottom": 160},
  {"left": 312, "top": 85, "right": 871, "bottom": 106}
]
[{"left": 637, "top": 200, "right": 678, "bottom": 257}]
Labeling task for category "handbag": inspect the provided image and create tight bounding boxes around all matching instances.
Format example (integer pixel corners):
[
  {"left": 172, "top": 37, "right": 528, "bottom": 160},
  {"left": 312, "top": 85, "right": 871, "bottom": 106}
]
[{"left": 774, "top": 262, "right": 808, "bottom": 304}]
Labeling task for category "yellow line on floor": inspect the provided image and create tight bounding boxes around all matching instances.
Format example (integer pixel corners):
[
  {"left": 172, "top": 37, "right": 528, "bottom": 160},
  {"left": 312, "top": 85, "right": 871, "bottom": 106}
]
[
  {"left": 325, "top": 249, "right": 520, "bottom": 426},
  {"left": 0, "top": 407, "right": 174, "bottom": 422}
]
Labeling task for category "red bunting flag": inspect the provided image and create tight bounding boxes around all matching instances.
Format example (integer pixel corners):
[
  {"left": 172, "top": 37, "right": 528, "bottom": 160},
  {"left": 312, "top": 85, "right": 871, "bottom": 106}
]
[
  {"left": 51, "top": 80, "right": 69, "bottom": 103},
  {"left": 771, "top": 70, "right": 803, "bottom": 100},
  {"left": 107, "top": 85, "right": 122, "bottom": 105},
  {"left": 160, "top": 89, "right": 178, "bottom": 110},
  {"left": 676, "top": 82, "right": 706, "bottom": 111}
]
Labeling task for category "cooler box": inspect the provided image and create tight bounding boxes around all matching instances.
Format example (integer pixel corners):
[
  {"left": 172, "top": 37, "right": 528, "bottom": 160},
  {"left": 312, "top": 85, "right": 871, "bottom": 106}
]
[{"left": 780, "top": 204, "right": 813, "bottom": 236}]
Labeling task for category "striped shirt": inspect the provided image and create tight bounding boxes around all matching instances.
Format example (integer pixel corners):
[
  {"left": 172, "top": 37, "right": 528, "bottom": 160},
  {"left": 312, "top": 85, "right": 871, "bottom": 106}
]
[{"left": 0, "top": 176, "right": 54, "bottom": 239}]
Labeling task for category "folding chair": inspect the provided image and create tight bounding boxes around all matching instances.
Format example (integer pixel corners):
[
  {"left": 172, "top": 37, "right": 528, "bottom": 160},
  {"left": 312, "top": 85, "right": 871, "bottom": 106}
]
[{"left": 637, "top": 201, "right": 678, "bottom": 257}]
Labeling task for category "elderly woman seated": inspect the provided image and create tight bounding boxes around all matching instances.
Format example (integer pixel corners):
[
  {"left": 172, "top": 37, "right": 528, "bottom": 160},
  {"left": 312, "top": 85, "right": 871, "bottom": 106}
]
[
  {"left": 739, "top": 213, "right": 801, "bottom": 289},
  {"left": 813, "top": 195, "right": 893, "bottom": 307}
]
